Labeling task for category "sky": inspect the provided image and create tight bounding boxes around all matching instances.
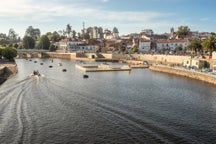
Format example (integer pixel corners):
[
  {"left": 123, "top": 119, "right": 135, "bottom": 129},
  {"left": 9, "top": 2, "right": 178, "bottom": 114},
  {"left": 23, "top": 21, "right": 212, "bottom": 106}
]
[{"left": 0, "top": 0, "right": 216, "bottom": 38}]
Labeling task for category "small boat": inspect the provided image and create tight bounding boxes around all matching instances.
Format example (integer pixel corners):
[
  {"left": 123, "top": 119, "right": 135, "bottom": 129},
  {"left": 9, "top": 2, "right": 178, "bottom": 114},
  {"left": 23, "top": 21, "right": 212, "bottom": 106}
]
[
  {"left": 83, "top": 74, "right": 89, "bottom": 78},
  {"left": 33, "top": 70, "right": 40, "bottom": 76}
]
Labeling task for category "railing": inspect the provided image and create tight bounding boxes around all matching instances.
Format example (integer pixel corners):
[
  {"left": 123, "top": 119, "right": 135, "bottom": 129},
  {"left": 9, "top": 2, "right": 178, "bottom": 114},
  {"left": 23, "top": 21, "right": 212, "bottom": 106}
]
[{"left": 17, "top": 49, "right": 49, "bottom": 52}]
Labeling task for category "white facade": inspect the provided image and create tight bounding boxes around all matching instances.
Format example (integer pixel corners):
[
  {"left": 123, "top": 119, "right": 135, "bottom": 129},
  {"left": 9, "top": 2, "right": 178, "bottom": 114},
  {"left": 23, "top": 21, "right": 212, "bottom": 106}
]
[
  {"left": 183, "top": 59, "right": 191, "bottom": 68},
  {"left": 82, "top": 26, "right": 103, "bottom": 39},
  {"left": 141, "top": 29, "right": 153, "bottom": 36},
  {"left": 212, "top": 51, "right": 216, "bottom": 59},
  {"left": 156, "top": 39, "right": 189, "bottom": 51},
  {"left": 191, "top": 59, "right": 206, "bottom": 69},
  {"left": 213, "top": 65, "right": 216, "bottom": 72},
  {"left": 141, "top": 35, "right": 151, "bottom": 40},
  {"left": 183, "top": 58, "right": 206, "bottom": 69},
  {"left": 139, "top": 39, "right": 151, "bottom": 52},
  {"left": 69, "top": 45, "right": 96, "bottom": 53},
  {"left": 104, "top": 33, "right": 119, "bottom": 40},
  {"left": 58, "top": 39, "right": 96, "bottom": 52}
]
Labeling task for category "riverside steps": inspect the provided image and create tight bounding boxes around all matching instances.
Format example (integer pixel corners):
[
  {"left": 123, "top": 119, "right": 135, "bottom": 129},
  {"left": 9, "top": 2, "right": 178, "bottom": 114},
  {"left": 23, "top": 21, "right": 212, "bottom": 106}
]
[
  {"left": 149, "top": 65, "right": 216, "bottom": 85},
  {"left": 75, "top": 63, "right": 131, "bottom": 72}
]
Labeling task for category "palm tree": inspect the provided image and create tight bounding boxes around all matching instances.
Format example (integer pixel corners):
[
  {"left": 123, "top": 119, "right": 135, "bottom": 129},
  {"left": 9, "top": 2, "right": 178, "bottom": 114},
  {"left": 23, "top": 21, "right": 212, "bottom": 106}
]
[
  {"left": 187, "top": 38, "right": 202, "bottom": 53},
  {"left": 66, "top": 24, "right": 72, "bottom": 38},
  {"left": 202, "top": 34, "right": 216, "bottom": 55}
]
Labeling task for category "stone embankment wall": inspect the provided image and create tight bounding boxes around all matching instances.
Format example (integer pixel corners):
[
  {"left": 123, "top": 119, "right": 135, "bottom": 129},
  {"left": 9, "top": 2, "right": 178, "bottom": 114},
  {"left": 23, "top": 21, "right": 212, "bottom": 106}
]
[
  {"left": 42, "top": 52, "right": 191, "bottom": 65},
  {"left": 45, "top": 52, "right": 72, "bottom": 59},
  {"left": 4, "top": 64, "right": 17, "bottom": 77},
  {"left": 0, "top": 66, "right": 4, "bottom": 75},
  {"left": 0, "top": 63, "right": 17, "bottom": 84},
  {"left": 149, "top": 65, "right": 216, "bottom": 85},
  {"left": 132, "top": 54, "right": 191, "bottom": 64}
]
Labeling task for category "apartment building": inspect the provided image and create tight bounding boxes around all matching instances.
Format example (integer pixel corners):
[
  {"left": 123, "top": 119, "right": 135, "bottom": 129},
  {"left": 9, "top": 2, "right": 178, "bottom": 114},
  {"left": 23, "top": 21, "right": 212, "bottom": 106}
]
[{"left": 156, "top": 39, "right": 189, "bottom": 51}]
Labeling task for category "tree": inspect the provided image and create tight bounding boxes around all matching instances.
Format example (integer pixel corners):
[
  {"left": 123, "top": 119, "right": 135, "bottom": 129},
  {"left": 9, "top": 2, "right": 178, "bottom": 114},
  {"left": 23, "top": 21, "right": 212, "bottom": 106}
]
[
  {"left": 83, "top": 33, "right": 90, "bottom": 40},
  {"left": 161, "top": 47, "right": 166, "bottom": 54},
  {"left": 72, "top": 30, "right": 76, "bottom": 39},
  {"left": 0, "top": 48, "right": 3, "bottom": 59},
  {"left": 113, "top": 27, "right": 119, "bottom": 33},
  {"left": 66, "top": 24, "right": 72, "bottom": 38},
  {"left": 0, "top": 33, "right": 9, "bottom": 45},
  {"left": 52, "top": 31, "right": 61, "bottom": 42},
  {"left": 176, "top": 26, "right": 190, "bottom": 38},
  {"left": 49, "top": 44, "right": 57, "bottom": 52},
  {"left": 8, "top": 28, "right": 17, "bottom": 41},
  {"left": 118, "top": 46, "right": 126, "bottom": 53},
  {"left": 0, "top": 39, "right": 9, "bottom": 45},
  {"left": 202, "top": 34, "right": 216, "bottom": 55},
  {"left": 77, "top": 32, "right": 81, "bottom": 39},
  {"left": 25, "top": 26, "right": 34, "bottom": 37},
  {"left": 46, "top": 31, "right": 61, "bottom": 43},
  {"left": 22, "top": 36, "right": 35, "bottom": 49},
  {"left": 2, "top": 47, "right": 17, "bottom": 60},
  {"left": 187, "top": 38, "right": 202, "bottom": 52},
  {"left": 132, "top": 45, "right": 138, "bottom": 53},
  {"left": 37, "top": 35, "right": 50, "bottom": 50},
  {"left": 18, "top": 45, "right": 23, "bottom": 49},
  {"left": 13, "top": 43, "right": 19, "bottom": 49},
  {"left": 25, "top": 26, "right": 41, "bottom": 40},
  {"left": 175, "top": 46, "right": 183, "bottom": 51}
]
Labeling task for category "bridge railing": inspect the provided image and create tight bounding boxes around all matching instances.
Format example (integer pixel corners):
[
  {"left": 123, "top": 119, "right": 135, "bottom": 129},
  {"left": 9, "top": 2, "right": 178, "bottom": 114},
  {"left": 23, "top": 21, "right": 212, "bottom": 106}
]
[{"left": 17, "top": 49, "right": 49, "bottom": 52}]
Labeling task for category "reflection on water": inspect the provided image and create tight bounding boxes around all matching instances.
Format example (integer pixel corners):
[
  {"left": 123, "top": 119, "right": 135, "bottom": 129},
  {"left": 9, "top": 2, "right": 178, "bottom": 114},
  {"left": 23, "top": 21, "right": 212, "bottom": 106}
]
[{"left": 0, "top": 58, "right": 216, "bottom": 143}]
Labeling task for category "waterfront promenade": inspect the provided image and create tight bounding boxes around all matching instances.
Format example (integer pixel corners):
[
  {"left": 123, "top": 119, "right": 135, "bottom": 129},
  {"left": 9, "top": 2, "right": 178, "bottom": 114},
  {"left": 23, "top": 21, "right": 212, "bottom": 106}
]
[
  {"left": 3, "top": 52, "right": 216, "bottom": 86},
  {"left": 150, "top": 65, "right": 216, "bottom": 85}
]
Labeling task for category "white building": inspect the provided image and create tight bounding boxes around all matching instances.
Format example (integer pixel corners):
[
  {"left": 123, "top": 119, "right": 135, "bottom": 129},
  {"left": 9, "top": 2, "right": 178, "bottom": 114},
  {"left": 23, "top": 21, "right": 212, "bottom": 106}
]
[
  {"left": 183, "top": 59, "right": 191, "bottom": 68},
  {"left": 82, "top": 26, "right": 103, "bottom": 39},
  {"left": 212, "top": 51, "right": 216, "bottom": 59},
  {"left": 103, "top": 28, "right": 119, "bottom": 40},
  {"left": 156, "top": 39, "right": 189, "bottom": 51},
  {"left": 139, "top": 39, "right": 151, "bottom": 53},
  {"left": 58, "top": 38, "right": 96, "bottom": 52},
  {"left": 141, "top": 29, "right": 154, "bottom": 36},
  {"left": 183, "top": 58, "right": 207, "bottom": 69}
]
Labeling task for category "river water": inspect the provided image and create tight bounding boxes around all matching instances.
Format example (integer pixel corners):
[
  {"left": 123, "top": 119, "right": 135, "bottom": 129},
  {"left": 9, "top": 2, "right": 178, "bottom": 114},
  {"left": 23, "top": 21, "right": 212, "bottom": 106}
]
[{"left": 0, "top": 58, "right": 216, "bottom": 144}]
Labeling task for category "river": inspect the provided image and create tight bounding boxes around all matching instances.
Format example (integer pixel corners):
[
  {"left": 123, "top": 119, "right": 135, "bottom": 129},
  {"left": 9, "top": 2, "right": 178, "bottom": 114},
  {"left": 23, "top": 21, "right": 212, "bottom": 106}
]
[{"left": 0, "top": 58, "right": 216, "bottom": 144}]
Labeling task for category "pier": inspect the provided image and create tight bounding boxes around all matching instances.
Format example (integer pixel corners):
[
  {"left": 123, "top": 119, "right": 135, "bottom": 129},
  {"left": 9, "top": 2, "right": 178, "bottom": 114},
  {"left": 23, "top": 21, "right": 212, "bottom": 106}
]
[{"left": 75, "top": 64, "right": 131, "bottom": 72}]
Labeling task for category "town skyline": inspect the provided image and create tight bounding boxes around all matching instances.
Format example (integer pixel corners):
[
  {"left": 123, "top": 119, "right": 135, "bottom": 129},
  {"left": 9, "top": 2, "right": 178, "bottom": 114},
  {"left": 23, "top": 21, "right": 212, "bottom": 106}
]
[{"left": 1, "top": 0, "right": 216, "bottom": 37}]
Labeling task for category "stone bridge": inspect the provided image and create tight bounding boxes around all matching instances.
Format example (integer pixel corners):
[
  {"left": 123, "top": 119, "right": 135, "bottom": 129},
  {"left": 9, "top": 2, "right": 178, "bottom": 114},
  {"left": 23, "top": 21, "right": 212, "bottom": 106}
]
[{"left": 17, "top": 49, "right": 49, "bottom": 58}]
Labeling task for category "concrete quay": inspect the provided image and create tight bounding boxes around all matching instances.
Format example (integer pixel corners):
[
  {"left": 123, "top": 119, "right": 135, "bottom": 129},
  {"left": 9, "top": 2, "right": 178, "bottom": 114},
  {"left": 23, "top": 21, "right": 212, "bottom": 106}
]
[
  {"left": 149, "top": 65, "right": 216, "bottom": 85},
  {"left": 75, "top": 64, "right": 131, "bottom": 72}
]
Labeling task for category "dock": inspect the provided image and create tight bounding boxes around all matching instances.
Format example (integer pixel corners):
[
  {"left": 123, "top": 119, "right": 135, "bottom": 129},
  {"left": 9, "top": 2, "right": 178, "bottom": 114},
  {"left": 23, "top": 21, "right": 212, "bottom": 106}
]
[
  {"left": 75, "top": 64, "right": 131, "bottom": 72},
  {"left": 130, "top": 64, "right": 149, "bottom": 69}
]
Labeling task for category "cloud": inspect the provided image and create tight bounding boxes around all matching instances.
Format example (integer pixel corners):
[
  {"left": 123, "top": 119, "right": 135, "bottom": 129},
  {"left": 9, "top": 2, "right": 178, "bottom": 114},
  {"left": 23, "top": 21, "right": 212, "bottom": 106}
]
[
  {"left": 0, "top": 0, "right": 173, "bottom": 22},
  {"left": 0, "top": 0, "right": 179, "bottom": 35},
  {"left": 101, "top": 0, "right": 110, "bottom": 2},
  {"left": 200, "top": 17, "right": 210, "bottom": 21}
]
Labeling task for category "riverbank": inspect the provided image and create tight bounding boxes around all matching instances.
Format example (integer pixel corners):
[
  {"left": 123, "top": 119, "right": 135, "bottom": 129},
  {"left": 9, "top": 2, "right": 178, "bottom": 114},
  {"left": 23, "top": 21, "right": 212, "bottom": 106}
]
[
  {"left": 0, "top": 63, "right": 17, "bottom": 85},
  {"left": 149, "top": 65, "right": 216, "bottom": 85}
]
